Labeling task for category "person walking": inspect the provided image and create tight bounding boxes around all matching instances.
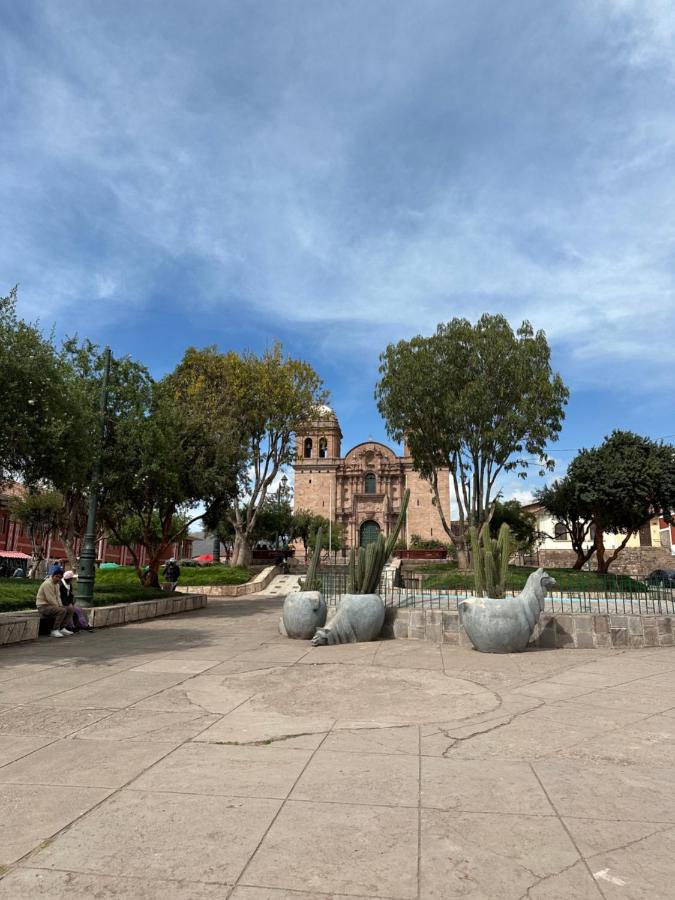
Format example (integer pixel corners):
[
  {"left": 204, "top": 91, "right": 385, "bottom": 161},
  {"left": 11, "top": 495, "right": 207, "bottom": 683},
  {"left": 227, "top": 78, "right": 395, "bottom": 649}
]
[
  {"left": 162, "top": 558, "right": 181, "bottom": 590},
  {"left": 36, "top": 571, "right": 74, "bottom": 637},
  {"left": 60, "top": 571, "right": 94, "bottom": 632}
]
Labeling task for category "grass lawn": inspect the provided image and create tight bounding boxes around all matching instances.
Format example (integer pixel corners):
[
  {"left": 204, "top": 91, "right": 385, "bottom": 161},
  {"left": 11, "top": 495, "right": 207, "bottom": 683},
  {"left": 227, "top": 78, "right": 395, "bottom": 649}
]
[
  {"left": 0, "top": 564, "right": 254, "bottom": 613},
  {"left": 415, "top": 562, "right": 647, "bottom": 593},
  {"left": 0, "top": 581, "right": 168, "bottom": 613},
  {"left": 96, "top": 564, "right": 253, "bottom": 587}
]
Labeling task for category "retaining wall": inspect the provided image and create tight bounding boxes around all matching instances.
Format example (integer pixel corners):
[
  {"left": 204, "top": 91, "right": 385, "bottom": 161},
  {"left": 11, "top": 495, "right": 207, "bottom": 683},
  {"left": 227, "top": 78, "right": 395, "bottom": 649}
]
[
  {"left": 533, "top": 546, "right": 675, "bottom": 579},
  {"left": 177, "top": 566, "right": 277, "bottom": 598},
  {"left": 383, "top": 607, "right": 674, "bottom": 650}
]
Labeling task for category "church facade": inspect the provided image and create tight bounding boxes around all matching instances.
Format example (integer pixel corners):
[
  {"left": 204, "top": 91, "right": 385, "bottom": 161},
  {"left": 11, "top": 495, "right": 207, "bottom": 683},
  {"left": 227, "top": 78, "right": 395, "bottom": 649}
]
[{"left": 292, "top": 407, "right": 451, "bottom": 549}]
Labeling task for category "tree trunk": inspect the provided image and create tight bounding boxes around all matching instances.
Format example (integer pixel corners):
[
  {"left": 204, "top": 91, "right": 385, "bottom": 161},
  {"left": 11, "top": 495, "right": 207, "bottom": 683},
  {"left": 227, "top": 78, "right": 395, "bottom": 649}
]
[
  {"left": 143, "top": 565, "right": 161, "bottom": 588},
  {"left": 572, "top": 546, "right": 595, "bottom": 570},
  {"left": 61, "top": 537, "right": 78, "bottom": 571},
  {"left": 231, "top": 532, "right": 252, "bottom": 568}
]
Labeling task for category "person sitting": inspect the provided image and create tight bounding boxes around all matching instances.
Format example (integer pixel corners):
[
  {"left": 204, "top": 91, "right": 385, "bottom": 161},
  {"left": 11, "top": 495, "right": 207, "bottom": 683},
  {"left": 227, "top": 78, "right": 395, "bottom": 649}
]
[
  {"left": 47, "top": 559, "right": 66, "bottom": 577},
  {"left": 36, "top": 571, "right": 74, "bottom": 638},
  {"left": 59, "top": 571, "right": 93, "bottom": 632}
]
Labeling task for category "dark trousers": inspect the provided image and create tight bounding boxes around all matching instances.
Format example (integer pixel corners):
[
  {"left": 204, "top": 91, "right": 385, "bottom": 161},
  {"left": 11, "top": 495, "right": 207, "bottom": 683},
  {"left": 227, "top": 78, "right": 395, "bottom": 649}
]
[{"left": 39, "top": 606, "right": 74, "bottom": 630}]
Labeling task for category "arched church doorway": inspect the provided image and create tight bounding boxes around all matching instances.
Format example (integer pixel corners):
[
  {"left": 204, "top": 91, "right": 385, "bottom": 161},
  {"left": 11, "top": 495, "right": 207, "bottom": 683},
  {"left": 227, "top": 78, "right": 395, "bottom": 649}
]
[{"left": 359, "top": 520, "right": 380, "bottom": 548}]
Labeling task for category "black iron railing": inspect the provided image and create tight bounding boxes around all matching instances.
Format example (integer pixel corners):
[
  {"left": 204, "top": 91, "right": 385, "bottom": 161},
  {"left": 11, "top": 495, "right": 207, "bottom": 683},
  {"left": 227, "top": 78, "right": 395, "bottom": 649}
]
[{"left": 317, "top": 570, "right": 675, "bottom": 616}]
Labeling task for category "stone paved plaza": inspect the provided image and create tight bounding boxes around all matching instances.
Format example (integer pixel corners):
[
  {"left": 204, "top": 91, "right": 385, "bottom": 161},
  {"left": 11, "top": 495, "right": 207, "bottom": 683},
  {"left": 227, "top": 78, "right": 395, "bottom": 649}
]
[{"left": 0, "top": 580, "right": 674, "bottom": 898}]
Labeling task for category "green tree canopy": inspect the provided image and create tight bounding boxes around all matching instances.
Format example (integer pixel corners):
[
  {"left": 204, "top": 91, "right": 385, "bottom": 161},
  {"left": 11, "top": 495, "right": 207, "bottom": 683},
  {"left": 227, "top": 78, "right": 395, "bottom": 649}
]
[
  {"left": 565, "top": 430, "right": 675, "bottom": 573},
  {"left": 489, "top": 500, "right": 537, "bottom": 554},
  {"left": 535, "top": 477, "right": 595, "bottom": 570},
  {"left": 290, "top": 508, "right": 344, "bottom": 552},
  {"left": 376, "top": 314, "right": 568, "bottom": 563},
  {"left": 173, "top": 343, "right": 327, "bottom": 567},
  {"left": 0, "top": 287, "right": 91, "bottom": 487},
  {"left": 96, "top": 349, "right": 244, "bottom": 586}
]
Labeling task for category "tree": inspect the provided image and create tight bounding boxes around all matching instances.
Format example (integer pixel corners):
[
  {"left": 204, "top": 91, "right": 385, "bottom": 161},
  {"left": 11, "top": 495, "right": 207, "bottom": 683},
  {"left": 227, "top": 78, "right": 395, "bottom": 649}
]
[
  {"left": 565, "top": 431, "right": 675, "bottom": 573},
  {"left": 0, "top": 287, "right": 91, "bottom": 487},
  {"left": 290, "top": 509, "right": 343, "bottom": 557},
  {"left": 376, "top": 315, "right": 568, "bottom": 565},
  {"left": 174, "top": 343, "right": 326, "bottom": 568},
  {"left": 8, "top": 489, "right": 64, "bottom": 578},
  {"left": 100, "top": 362, "right": 244, "bottom": 586},
  {"left": 536, "top": 477, "right": 596, "bottom": 570},
  {"left": 490, "top": 500, "right": 537, "bottom": 554}
]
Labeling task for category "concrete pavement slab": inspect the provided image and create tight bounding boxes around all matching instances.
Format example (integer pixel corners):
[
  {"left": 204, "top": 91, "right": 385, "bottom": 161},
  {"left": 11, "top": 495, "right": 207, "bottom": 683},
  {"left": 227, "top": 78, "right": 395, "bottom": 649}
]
[
  {"left": 0, "top": 737, "right": 173, "bottom": 789},
  {"left": 534, "top": 759, "right": 675, "bottom": 821},
  {"left": 0, "top": 783, "right": 111, "bottom": 866},
  {"left": 242, "top": 800, "right": 418, "bottom": 899},
  {"left": 420, "top": 809, "right": 580, "bottom": 899},
  {"left": 291, "top": 749, "right": 419, "bottom": 807},
  {"left": 74, "top": 707, "right": 221, "bottom": 742},
  {"left": 30, "top": 789, "right": 282, "bottom": 883},
  {"left": 130, "top": 658, "right": 222, "bottom": 674},
  {"left": 0, "top": 733, "right": 56, "bottom": 766},
  {"left": 421, "top": 757, "right": 555, "bottom": 815},
  {"left": 322, "top": 724, "right": 420, "bottom": 756},
  {"left": 132, "top": 742, "right": 314, "bottom": 799},
  {"left": 0, "top": 705, "right": 113, "bottom": 737},
  {"left": 39, "top": 670, "right": 195, "bottom": 709},
  {"left": 0, "top": 869, "right": 229, "bottom": 898}
]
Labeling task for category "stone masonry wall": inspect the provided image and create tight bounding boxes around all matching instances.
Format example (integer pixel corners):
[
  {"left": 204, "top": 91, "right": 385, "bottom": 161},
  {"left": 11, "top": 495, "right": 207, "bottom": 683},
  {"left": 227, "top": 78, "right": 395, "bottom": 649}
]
[
  {"left": 534, "top": 546, "right": 674, "bottom": 578},
  {"left": 383, "top": 607, "right": 673, "bottom": 650}
]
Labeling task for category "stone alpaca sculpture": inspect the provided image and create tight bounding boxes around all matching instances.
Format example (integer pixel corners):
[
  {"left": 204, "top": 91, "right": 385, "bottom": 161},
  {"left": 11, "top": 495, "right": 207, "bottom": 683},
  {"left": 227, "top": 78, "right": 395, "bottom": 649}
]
[
  {"left": 282, "top": 590, "right": 327, "bottom": 639},
  {"left": 459, "top": 567, "right": 556, "bottom": 653},
  {"left": 311, "top": 593, "right": 385, "bottom": 646}
]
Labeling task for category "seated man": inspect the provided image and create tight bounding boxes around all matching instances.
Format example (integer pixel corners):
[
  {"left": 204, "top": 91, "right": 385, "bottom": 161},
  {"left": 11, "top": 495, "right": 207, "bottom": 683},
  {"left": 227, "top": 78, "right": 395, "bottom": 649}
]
[{"left": 36, "top": 570, "right": 74, "bottom": 638}]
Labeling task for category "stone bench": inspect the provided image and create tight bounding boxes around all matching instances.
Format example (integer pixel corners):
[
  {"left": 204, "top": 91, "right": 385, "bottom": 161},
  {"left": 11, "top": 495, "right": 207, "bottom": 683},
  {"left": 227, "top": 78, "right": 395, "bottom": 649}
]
[
  {"left": 0, "top": 593, "right": 208, "bottom": 647},
  {"left": 0, "top": 611, "right": 40, "bottom": 646}
]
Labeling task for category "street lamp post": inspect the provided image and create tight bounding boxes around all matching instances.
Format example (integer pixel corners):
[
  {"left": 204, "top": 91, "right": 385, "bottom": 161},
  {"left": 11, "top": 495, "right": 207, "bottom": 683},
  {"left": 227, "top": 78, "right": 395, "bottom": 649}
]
[
  {"left": 276, "top": 474, "right": 288, "bottom": 550},
  {"left": 75, "top": 347, "right": 112, "bottom": 607}
]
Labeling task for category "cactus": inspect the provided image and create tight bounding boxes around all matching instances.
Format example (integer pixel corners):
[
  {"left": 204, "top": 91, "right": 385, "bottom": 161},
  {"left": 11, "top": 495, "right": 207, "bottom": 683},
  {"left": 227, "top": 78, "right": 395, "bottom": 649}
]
[
  {"left": 300, "top": 526, "right": 323, "bottom": 591},
  {"left": 470, "top": 522, "right": 513, "bottom": 599},
  {"left": 347, "top": 489, "right": 410, "bottom": 594}
]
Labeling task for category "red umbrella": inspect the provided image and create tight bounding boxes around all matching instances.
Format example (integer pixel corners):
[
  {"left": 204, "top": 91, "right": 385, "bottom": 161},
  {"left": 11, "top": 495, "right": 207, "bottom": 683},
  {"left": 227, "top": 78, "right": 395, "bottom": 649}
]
[{"left": 194, "top": 553, "right": 213, "bottom": 562}]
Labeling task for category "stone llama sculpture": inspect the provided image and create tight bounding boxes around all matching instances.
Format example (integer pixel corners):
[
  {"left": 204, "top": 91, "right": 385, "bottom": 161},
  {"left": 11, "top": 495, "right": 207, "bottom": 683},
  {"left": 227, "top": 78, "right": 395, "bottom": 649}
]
[
  {"left": 282, "top": 527, "right": 327, "bottom": 639},
  {"left": 311, "top": 490, "right": 410, "bottom": 646},
  {"left": 459, "top": 567, "right": 556, "bottom": 653}
]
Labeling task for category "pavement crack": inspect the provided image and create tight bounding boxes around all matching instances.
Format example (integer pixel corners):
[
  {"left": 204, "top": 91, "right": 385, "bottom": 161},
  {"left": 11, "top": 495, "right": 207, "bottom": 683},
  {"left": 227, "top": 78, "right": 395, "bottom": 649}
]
[
  {"left": 206, "top": 730, "right": 322, "bottom": 747},
  {"left": 438, "top": 701, "right": 545, "bottom": 756}
]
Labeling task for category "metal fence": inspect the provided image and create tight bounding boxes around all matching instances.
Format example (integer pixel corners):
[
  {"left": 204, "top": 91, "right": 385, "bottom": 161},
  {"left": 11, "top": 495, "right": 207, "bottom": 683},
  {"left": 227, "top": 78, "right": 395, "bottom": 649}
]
[{"left": 317, "top": 570, "right": 675, "bottom": 616}]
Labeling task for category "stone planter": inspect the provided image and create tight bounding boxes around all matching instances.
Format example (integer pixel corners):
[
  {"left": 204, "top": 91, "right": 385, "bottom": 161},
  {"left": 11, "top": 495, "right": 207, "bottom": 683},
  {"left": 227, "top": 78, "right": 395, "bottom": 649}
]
[
  {"left": 282, "top": 590, "right": 327, "bottom": 639},
  {"left": 458, "top": 569, "right": 556, "bottom": 653},
  {"left": 312, "top": 592, "right": 385, "bottom": 645}
]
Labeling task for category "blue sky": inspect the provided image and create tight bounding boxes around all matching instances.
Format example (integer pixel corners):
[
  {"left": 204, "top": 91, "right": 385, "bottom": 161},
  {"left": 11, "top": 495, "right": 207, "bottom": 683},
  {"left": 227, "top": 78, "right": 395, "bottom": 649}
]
[{"left": 2, "top": 0, "right": 674, "bottom": 502}]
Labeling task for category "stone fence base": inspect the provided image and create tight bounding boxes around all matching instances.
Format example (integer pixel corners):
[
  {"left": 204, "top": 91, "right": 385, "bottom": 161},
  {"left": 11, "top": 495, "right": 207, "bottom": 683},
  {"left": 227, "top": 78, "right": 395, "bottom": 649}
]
[
  {"left": 177, "top": 566, "right": 277, "bottom": 598},
  {"left": 532, "top": 546, "right": 675, "bottom": 579},
  {"left": 0, "top": 593, "right": 207, "bottom": 647},
  {"left": 383, "top": 607, "right": 674, "bottom": 650}
]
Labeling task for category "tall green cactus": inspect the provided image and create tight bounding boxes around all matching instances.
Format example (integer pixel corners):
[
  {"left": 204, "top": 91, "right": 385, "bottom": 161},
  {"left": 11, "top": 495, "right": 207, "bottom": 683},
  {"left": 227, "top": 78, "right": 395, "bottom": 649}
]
[
  {"left": 347, "top": 489, "right": 410, "bottom": 594},
  {"left": 300, "top": 526, "right": 323, "bottom": 591},
  {"left": 470, "top": 522, "right": 513, "bottom": 599}
]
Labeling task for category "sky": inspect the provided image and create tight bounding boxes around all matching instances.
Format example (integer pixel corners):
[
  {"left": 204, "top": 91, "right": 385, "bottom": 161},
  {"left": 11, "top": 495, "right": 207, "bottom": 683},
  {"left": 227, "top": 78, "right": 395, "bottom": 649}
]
[{"left": 2, "top": 0, "right": 674, "bottom": 503}]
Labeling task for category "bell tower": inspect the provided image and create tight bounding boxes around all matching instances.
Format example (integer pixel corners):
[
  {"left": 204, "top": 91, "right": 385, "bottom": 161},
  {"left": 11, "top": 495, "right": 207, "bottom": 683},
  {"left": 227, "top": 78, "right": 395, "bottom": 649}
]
[{"left": 296, "top": 405, "right": 342, "bottom": 461}]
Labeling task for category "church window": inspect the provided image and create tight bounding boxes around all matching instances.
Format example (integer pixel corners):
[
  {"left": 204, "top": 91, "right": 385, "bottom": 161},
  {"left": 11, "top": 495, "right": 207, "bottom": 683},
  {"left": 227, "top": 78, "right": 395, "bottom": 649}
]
[
  {"left": 364, "top": 473, "right": 376, "bottom": 494},
  {"left": 319, "top": 437, "right": 328, "bottom": 458},
  {"left": 553, "top": 522, "right": 567, "bottom": 541},
  {"left": 304, "top": 438, "right": 313, "bottom": 458}
]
